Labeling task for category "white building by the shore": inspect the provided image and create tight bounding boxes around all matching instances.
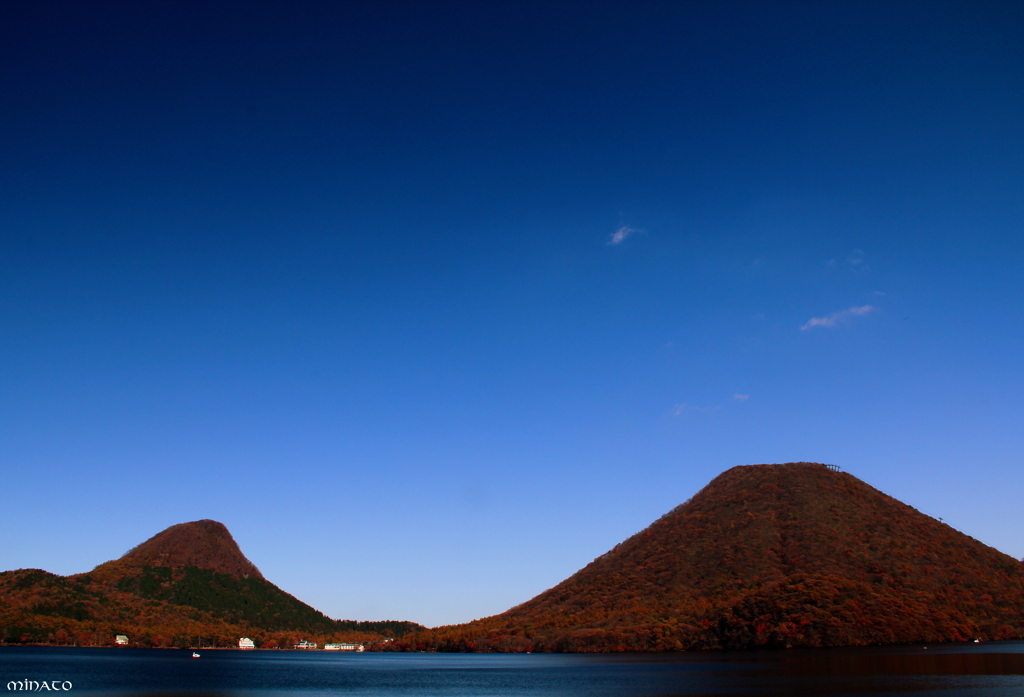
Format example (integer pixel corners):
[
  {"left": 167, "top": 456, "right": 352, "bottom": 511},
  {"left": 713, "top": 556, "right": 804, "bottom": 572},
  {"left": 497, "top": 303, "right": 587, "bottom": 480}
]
[{"left": 238, "top": 637, "right": 256, "bottom": 649}]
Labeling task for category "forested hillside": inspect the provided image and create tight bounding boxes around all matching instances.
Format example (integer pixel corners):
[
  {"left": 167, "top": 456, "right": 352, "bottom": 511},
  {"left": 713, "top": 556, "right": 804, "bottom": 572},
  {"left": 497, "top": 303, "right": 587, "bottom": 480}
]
[
  {"left": 0, "top": 520, "right": 423, "bottom": 647},
  {"left": 390, "top": 463, "right": 1024, "bottom": 652}
]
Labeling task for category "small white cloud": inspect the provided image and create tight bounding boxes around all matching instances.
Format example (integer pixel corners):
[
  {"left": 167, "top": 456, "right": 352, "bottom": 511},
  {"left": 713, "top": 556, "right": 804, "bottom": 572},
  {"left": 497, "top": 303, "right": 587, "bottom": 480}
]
[
  {"left": 848, "top": 250, "right": 865, "bottom": 266},
  {"left": 672, "top": 402, "right": 722, "bottom": 416},
  {"left": 608, "top": 226, "right": 637, "bottom": 245},
  {"left": 873, "top": 290, "right": 886, "bottom": 296},
  {"left": 801, "top": 304, "right": 876, "bottom": 331},
  {"left": 734, "top": 394, "right": 749, "bottom": 401}
]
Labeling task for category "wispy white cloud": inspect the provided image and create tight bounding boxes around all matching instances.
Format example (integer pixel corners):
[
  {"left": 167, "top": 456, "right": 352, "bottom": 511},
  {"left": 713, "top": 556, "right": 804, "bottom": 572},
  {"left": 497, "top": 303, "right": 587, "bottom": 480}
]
[
  {"left": 801, "top": 304, "right": 875, "bottom": 331},
  {"left": 734, "top": 394, "right": 749, "bottom": 401},
  {"left": 827, "top": 250, "right": 869, "bottom": 270},
  {"left": 672, "top": 402, "right": 724, "bottom": 416},
  {"left": 608, "top": 226, "right": 637, "bottom": 245}
]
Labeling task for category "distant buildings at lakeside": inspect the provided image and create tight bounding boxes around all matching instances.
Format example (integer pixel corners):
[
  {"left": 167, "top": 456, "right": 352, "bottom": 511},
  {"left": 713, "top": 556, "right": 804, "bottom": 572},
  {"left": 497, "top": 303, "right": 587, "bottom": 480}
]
[
  {"left": 109, "top": 634, "right": 364, "bottom": 651},
  {"left": 293, "top": 640, "right": 364, "bottom": 650}
]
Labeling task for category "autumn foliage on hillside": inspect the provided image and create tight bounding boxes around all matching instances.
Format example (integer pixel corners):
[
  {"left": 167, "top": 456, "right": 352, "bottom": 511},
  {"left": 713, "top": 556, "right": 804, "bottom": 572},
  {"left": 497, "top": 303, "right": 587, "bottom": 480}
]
[
  {"left": 94, "top": 519, "right": 264, "bottom": 581},
  {"left": 390, "top": 463, "right": 1024, "bottom": 652},
  {"left": 0, "top": 520, "right": 424, "bottom": 647}
]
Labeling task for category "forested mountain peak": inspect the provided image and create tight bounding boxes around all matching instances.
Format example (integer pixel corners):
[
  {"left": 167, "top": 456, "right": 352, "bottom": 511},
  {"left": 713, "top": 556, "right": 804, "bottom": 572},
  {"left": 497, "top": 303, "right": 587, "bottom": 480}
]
[
  {"left": 97, "top": 519, "right": 264, "bottom": 580},
  {"left": 520, "top": 462, "right": 1021, "bottom": 610},
  {"left": 2, "top": 519, "right": 426, "bottom": 647},
  {"left": 394, "top": 462, "right": 1024, "bottom": 651}
]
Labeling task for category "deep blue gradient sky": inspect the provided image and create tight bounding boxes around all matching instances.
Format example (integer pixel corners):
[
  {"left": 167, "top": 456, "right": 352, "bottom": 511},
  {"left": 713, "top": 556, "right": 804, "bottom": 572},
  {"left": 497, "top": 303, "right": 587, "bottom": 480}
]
[{"left": 2, "top": 1, "right": 1023, "bottom": 627}]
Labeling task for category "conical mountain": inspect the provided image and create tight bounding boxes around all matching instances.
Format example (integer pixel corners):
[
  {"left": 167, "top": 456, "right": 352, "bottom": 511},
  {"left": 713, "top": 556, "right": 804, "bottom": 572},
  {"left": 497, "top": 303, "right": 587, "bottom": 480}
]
[
  {"left": 402, "top": 463, "right": 1024, "bottom": 651},
  {"left": 96, "top": 519, "right": 263, "bottom": 579}
]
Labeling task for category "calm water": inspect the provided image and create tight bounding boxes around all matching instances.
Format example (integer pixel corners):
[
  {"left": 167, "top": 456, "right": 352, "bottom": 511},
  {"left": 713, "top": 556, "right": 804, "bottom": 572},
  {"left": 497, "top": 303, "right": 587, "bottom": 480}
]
[{"left": 3, "top": 643, "right": 1024, "bottom": 697}]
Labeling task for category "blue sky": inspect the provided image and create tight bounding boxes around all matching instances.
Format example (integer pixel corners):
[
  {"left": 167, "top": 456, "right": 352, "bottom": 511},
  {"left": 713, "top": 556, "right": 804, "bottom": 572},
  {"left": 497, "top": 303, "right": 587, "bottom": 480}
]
[{"left": 2, "top": 1, "right": 1023, "bottom": 627}]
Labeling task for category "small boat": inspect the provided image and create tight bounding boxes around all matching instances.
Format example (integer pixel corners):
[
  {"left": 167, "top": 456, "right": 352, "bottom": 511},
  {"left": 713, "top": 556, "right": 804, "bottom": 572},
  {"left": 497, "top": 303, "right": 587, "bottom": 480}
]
[{"left": 192, "top": 652, "right": 200, "bottom": 658}]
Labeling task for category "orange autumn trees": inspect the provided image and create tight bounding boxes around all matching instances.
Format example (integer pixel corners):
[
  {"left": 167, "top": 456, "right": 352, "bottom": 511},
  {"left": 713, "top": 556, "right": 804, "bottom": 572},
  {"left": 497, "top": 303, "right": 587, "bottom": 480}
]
[
  {"left": 1, "top": 520, "right": 423, "bottom": 647},
  {"left": 389, "top": 463, "right": 1024, "bottom": 652},
  {"left": 7, "top": 466, "right": 1024, "bottom": 652}
]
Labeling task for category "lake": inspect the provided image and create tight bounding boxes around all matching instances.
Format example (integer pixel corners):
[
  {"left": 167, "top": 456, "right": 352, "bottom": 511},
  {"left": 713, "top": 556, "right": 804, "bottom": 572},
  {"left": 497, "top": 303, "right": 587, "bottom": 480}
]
[{"left": 3, "top": 642, "right": 1024, "bottom": 696}]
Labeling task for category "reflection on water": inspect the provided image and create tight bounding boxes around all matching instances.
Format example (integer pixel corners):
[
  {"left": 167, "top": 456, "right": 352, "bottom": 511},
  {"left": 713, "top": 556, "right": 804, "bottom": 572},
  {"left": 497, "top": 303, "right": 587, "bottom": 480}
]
[{"left": 1, "top": 642, "right": 1023, "bottom": 697}]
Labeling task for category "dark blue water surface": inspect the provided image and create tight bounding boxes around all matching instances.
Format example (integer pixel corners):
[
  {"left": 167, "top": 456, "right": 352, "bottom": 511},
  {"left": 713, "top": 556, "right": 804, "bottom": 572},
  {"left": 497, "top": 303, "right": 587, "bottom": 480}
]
[{"left": 2, "top": 643, "right": 1024, "bottom": 697}]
